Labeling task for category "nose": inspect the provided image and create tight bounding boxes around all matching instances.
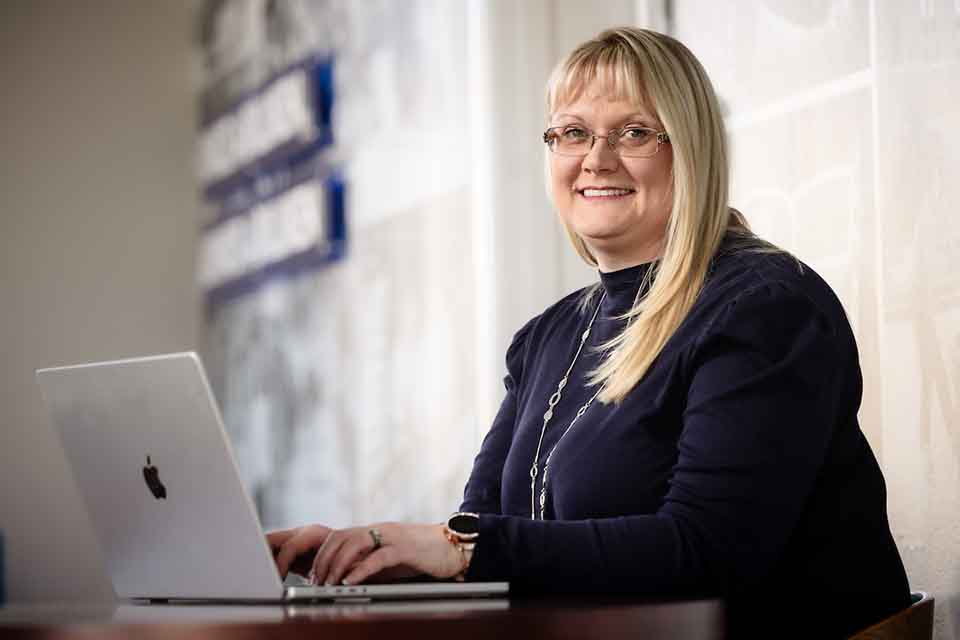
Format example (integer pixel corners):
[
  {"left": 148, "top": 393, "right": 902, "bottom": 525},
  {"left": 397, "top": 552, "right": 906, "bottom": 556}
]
[{"left": 580, "top": 135, "right": 619, "bottom": 174}]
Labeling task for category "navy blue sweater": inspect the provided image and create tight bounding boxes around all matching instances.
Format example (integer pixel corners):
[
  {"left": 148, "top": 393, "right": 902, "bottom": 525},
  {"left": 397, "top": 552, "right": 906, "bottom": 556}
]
[{"left": 460, "top": 241, "right": 909, "bottom": 636}]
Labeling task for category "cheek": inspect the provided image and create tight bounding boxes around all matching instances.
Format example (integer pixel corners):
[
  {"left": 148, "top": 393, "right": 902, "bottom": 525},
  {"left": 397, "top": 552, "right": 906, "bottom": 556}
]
[
  {"left": 549, "top": 162, "right": 577, "bottom": 206},
  {"left": 626, "top": 160, "right": 672, "bottom": 201}
]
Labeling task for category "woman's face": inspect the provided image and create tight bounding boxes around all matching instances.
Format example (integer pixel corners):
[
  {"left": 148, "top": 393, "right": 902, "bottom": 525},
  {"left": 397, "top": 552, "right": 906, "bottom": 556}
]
[{"left": 549, "top": 85, "right": 673, "bottom": 271}]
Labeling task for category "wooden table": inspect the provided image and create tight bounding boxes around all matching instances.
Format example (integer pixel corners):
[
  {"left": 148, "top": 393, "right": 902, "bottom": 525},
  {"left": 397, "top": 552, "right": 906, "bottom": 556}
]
[{"left": 0, "top": 596, "right": 725, "bottom": 639}]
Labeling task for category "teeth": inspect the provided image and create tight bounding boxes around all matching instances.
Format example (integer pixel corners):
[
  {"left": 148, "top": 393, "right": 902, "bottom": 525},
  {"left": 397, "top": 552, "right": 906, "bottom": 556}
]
[{"left": 582, "top": 188, "right": 633, "bottom": 197}]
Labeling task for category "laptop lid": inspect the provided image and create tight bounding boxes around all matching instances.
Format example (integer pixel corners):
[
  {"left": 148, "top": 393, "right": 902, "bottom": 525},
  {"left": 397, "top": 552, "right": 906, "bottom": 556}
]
[
  {"left": 36, "top": 352, "right": 509, "bottom": 603},
  {"left": 37, "top": 353, "right": 285, "bottom": 601}
]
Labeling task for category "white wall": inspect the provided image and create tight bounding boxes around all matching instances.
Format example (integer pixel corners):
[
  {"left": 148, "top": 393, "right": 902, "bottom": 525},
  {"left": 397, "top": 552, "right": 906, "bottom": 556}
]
[
  {"left": 672, "top": 2, "right": 960, "bottom": 637},
  {"left": 0, "top": 0, "right": 200, "bottom": 601},
  {"left": 472, "top": 0, "right": 637, "bottom": 430}
]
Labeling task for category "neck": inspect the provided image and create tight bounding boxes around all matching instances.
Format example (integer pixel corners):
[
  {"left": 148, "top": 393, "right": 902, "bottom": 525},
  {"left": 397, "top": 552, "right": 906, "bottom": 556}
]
[
  {"left": 594, "top": 245, "right": 662, "bottom": 272},
  {"left": 587, "top": 232, "right": 664, "bottom": 273}
]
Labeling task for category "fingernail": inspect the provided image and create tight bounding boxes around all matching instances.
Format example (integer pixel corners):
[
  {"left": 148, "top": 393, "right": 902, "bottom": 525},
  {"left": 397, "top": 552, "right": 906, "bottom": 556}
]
[
  {"left": 323, "top": 580, "right": 332, "bottom": 586},
  {"left": 341, "top": 578, "right": 351, "bottom": 586}
]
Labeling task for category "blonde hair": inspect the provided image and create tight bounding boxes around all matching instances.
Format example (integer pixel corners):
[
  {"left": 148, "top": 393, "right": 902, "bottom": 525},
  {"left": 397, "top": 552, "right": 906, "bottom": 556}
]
[{"left": 547, "top": 27, "right": 765, "bottom": 404}]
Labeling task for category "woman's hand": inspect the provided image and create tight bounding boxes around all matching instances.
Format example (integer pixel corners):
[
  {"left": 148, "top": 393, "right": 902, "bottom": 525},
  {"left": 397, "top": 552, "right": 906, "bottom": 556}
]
[
  {"left": 267, "top": 524, "right": 331, "bottom": 579},
  {"left": 308, "top": 522, "right": 466, "bottom": 586}
]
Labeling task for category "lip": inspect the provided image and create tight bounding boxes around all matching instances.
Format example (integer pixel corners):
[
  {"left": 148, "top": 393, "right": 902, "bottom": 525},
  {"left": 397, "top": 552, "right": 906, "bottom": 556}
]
[{"left": 576, "top": 185, "right": 635, "bottom": 191}]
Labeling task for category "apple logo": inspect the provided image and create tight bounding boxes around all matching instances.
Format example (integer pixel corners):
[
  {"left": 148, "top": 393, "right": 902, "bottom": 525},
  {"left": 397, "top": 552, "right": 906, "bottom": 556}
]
[{"left": 142, "top": 455, "right": 167, "bottom": 500}]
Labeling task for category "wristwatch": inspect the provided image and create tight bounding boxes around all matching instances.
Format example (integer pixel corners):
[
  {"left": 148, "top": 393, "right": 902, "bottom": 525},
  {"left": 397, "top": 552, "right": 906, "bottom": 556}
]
[
  {"left": 446, "top": 512, "right": 479, "bottom": 543},
  {"left": 444, "top": 512, "right": 479, "bottom": 581}
]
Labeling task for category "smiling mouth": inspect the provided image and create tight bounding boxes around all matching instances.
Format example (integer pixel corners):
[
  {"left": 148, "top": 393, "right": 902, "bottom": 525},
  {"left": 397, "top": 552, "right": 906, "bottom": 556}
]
[{"left": 577, "top": 187, "right": 636, "bottom": 199}]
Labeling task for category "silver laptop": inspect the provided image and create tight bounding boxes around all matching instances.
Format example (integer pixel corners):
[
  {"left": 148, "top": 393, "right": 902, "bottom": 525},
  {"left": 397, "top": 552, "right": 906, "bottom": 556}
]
[{"left": 36, "top": 352, "right": 507, "bottom": 603}]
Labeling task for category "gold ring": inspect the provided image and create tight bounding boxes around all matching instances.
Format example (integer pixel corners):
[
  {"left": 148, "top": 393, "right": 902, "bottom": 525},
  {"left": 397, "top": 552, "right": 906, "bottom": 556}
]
[{"left": 369, "top": 528, "right": 383, "bottom": 550}]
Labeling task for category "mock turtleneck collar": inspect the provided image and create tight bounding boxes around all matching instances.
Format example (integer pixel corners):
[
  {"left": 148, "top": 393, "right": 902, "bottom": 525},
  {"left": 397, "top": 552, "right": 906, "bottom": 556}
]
[{"left": 598, "top": 260, "right": 656, "bottom": 312}]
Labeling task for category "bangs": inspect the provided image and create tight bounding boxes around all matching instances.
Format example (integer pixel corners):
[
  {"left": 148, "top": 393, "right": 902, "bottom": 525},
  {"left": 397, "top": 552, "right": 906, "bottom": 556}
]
[{"left": 547, "top": 39, "right": 654, "bottom": 115}]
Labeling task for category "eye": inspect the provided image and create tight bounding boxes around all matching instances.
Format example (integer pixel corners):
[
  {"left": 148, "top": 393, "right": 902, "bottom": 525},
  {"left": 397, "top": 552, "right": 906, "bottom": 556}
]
[
  {"left": 561, "top": 126, "right": 590, "bottom": 140},
  {"left": 622, "top": 127, "right": 653, "bottom": 143}
]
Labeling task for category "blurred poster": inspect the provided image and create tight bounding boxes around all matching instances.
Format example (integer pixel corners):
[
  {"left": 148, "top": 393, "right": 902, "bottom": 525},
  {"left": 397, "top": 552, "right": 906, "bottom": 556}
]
[{"left": 196, "top": 0, "right": 477, "bottom": 530}]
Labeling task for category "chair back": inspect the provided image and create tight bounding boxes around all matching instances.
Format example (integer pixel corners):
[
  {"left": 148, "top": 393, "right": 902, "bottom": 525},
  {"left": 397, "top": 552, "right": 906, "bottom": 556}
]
[{"left": 848, "top": 592, "right": 934, "bottom": 640}]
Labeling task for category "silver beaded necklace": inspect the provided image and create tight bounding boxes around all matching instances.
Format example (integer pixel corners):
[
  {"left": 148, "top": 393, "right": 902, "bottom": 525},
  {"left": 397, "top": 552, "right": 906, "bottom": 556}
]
[{"left": 529, "top": 291, "right": 606, "bottom": 520}]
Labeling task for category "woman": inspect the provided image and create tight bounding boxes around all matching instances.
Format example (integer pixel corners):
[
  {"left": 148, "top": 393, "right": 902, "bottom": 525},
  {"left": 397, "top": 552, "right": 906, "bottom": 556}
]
[{"left": 269, "top": 27, "right": 910, "bottom": 636}]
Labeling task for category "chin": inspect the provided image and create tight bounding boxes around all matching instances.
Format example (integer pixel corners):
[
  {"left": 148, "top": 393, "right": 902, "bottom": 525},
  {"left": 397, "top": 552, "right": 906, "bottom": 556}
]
[
  {"left": 572, "top": 227, "right": 625, "bottom": 244},
  {"left": 564, "top": 212, "right": 633, "bottom": 242}
]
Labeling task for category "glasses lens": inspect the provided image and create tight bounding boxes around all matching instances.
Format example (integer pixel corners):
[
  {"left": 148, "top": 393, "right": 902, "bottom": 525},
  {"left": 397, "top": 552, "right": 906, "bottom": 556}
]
[
  {"left": 617, "top": 128, "right": 658, "bottom": 158},
  {"left": 548, "top": 127, "right": 592, "bottom": 155}
]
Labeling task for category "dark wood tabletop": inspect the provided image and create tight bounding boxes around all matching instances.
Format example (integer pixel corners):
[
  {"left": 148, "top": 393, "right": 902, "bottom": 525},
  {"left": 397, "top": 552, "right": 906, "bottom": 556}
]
[{"left": 0, "top": 596, "right": 725, "bottom": 639}]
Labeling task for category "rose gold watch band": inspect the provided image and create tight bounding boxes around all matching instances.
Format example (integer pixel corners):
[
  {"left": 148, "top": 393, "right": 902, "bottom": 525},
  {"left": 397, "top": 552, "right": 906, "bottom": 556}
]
[{"left": 443, "top": 527, "right": 475, "bottom": 582}]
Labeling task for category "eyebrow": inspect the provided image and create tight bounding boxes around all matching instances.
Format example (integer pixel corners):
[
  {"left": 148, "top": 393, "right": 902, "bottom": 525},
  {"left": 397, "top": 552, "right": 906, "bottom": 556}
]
[{"left": 551, "top": 112, "right": 657, "bottom": 125}]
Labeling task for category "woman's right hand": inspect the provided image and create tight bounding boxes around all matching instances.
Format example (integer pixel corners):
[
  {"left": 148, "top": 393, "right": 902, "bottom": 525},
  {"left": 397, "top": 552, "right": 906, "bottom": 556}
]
[{"left": 267, "top": 524, "right": 331, "bottom": 579}]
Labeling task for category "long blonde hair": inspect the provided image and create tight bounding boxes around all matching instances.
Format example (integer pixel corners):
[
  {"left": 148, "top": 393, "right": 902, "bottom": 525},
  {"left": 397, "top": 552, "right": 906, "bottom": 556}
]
[{"left": 547, "top": 27, "right": 761, "bottom": 404}]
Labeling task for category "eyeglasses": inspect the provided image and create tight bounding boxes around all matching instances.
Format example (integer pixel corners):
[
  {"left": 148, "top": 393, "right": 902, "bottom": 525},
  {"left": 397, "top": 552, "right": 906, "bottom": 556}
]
[{"left": 542, "top": 125, "right": 670, "bottom": 158}]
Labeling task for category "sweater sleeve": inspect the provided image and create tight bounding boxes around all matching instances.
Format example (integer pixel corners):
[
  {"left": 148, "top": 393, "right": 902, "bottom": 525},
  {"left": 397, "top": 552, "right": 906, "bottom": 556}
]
[
  {"left": 465, "top": 283, "right": 847, "bottom": 595},
  {"left": 459, "top": 316, "right": 538, "bottom": 515}
]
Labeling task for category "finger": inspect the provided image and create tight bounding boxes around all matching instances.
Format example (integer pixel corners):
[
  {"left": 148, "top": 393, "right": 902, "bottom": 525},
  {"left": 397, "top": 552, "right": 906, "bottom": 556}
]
[
  {"left": 326, "top": 532, "right": 378, "bottom": 586},
  {"left": 276, "top": 527, "right": 328, "bottom": 578},
  {"left": 289, "top": 552, "right": 317, "bottom": 579},
  {"left": 311, "top": 531, "right": 350, "bottom": 585},
  {"left": 266, "top": 528, "right": 295, "bottom": 553},
  {"left": 343, "top": 547, "right": 400, "bottom": 586},
  {"left": 276, "top": 536, "right": 309, "bottom": 577},
  {"left": 276, "top": 541, "right": 305, "bottom": 578}
]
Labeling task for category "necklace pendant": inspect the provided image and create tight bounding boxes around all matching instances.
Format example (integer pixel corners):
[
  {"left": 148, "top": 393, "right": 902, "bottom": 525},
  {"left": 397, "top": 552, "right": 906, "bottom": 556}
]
[
  {"left": 527, "top": 291, "right": 605, "bottom": 527},
  {"left": 548, "top": 389, "right": 562, "bottom": 407}
]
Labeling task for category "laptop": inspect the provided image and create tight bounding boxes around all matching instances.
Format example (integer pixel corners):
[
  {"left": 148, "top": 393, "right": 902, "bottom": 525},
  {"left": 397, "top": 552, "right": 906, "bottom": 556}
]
[{"left": 36, "top": 352, "right": 508, "bottom": 603}]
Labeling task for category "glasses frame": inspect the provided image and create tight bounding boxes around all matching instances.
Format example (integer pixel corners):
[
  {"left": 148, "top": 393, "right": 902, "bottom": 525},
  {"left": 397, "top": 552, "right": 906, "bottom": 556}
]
[{"left": 542, "top": 125, "right": 670, "bottom": 158}]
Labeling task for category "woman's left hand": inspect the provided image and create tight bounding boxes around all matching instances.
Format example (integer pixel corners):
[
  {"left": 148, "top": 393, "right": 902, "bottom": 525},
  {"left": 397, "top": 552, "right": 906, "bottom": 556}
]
[{"left": 310, "top": 522, "right": 466, "bottom": 586}]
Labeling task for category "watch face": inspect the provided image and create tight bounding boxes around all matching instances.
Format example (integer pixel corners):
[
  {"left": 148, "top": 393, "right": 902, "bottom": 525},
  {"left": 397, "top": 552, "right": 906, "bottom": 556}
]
[{"left": 449, "top": 512, "right": 480, "bottom": 536}]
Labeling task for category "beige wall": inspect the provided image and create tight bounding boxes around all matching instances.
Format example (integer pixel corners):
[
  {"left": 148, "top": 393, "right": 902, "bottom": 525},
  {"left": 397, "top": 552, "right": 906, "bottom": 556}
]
[
  {"left": 0, "top": 1, "right": 200, "bottom": 600},
  {"left": 672, "top": 2, "right": 960, "bottom": 637}
]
